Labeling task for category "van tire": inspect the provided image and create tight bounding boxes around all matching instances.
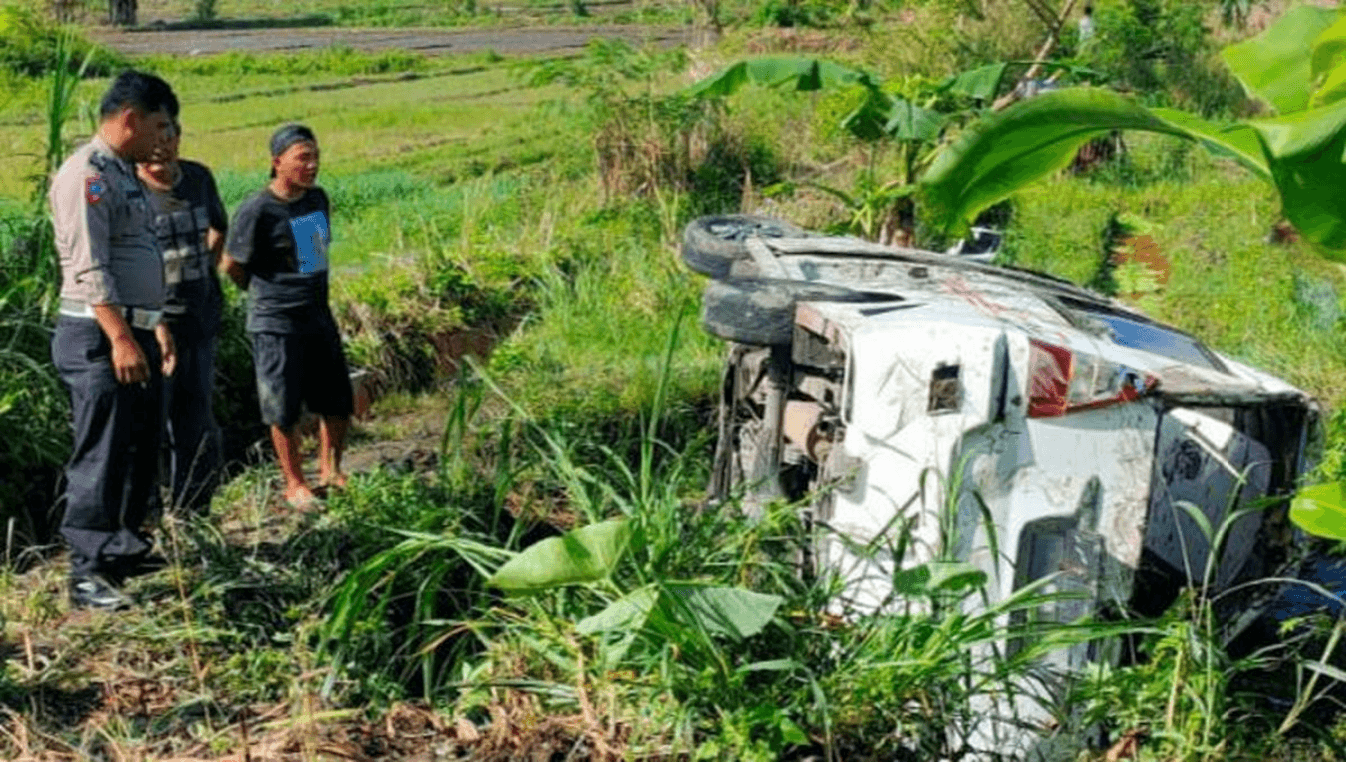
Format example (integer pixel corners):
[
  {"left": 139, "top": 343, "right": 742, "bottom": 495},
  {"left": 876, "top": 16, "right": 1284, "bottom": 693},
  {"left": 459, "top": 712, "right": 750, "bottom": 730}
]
[
  {"left": 701, "top": 278, "right": 895, "bottom": 346},
  {"left": 681, "top": 214, "right": 806, "bottom": 278}
]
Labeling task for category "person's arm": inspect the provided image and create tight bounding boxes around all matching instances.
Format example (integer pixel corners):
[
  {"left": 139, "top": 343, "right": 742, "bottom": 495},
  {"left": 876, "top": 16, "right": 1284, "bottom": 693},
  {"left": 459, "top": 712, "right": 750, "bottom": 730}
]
[
  {"left": 220, "top": 252, "right": 249, "bottom": 289},
  {"left": 222, "top": 197, "right": 255, "bottom": 290},
  {"left": 207, "top": 226, "right": 225, "bottom": 268},
  {"left": 202, "top": 164, "right": 228, "bottom": 270}
]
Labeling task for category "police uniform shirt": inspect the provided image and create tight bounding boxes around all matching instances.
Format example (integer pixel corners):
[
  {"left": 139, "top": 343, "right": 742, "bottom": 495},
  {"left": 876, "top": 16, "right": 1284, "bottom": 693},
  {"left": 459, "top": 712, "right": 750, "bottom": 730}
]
[
  {"left": 50, "top": 135, "right": 164, "bottom": 310},
  {"left": 146, "top": 160, "right": 227, "bottom": 328},
  {"left": 226, "top": 186, "right": 334, "bottom": 335}
]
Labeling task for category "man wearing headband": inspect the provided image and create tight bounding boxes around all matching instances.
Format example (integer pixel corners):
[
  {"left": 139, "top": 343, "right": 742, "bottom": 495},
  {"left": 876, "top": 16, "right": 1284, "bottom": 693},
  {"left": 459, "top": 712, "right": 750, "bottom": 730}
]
[
  {"left": 137, "top": 119, "right": 228, "bottom": 516},
  {"left": 222, "top": 124, "right": 353, "bottom": 509}
]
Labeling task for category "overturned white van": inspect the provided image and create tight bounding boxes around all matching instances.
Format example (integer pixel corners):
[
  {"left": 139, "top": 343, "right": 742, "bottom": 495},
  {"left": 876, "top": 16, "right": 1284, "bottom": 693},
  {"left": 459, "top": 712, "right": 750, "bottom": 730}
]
[{"left": 686, "top": 214, "right": 1318, "bottom": 647}]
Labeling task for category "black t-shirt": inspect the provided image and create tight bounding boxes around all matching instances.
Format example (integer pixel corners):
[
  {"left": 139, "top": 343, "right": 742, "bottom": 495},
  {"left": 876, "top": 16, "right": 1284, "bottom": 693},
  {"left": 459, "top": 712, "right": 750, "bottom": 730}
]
[
  {"left": 151, "top": 159, "right": 228, "bottom": 336},
  {"left": 227, "top": 186, "right": 334, "bottom": 335}
]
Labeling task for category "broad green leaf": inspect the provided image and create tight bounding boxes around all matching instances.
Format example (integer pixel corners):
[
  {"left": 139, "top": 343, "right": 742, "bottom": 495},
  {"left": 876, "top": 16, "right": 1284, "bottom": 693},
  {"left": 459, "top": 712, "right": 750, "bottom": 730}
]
[
  {"left": 938, "top": 61, "right": 1104, "bottom": 101},
  {"left": 841, "top": 89, "right": 892, "bottom": 142},
  {"left": 920, "top": 88, "right": 1202, "bottom": 235},
  {"left": 939, "top": 63, "right": 1010, "bottom": 101},
  {"left": 1250, "top": 103, "right": 1347, "bottom": 253},
  {"left": 893, "top": 561, "right": 987, "bottom": 597},
  {"left": 1221, "top": 5, "right": 1339, "bottom": 114},
  {"left": 1289, "top": 481, "right": 1346, "bottom": 542},
  {"left": 666, "top": 584, "right": 784, "bottom": 640},
  {"left": 576, "top": 585, "right": 659, "bottom": 635},
  {"left": 487, "top": 519, "right": 631, "bottom": 592},
  {"left": 686, "top": 57, "right": 877, "bottom": 98},
  {"left": 885, "top": 98, "right": 945, "bottom": 142},
  {"left": 779, "top": 717, "right": 810, "bottom": 745},
  {"left": 1310, "top": 12, "right": 1346, "bottom": 107},
  {"left": 1149, "top": 108, "right": 1270, "bottom": 179}
]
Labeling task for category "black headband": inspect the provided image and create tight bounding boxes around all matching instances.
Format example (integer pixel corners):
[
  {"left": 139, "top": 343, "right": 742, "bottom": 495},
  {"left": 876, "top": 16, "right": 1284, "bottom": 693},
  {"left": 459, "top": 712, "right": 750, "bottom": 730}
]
[{"left": 270, "top": 123, "right": 316, "bottom": 158}]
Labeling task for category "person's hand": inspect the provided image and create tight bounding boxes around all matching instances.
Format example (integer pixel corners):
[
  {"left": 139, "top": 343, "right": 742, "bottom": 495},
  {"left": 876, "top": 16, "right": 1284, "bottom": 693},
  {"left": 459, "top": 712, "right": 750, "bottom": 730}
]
[
  {"left": 155, "top": 322, "right": 177, "bottom": 378},
  {"left": 110, "top": 334, "right": 150, "bottom": 385}
]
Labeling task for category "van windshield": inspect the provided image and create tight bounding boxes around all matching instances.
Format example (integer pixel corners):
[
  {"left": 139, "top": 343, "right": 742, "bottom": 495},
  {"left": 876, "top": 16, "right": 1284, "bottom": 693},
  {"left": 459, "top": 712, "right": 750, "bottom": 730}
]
[{"left": 1059, "top": 298, "right": 1226, "bottom": 372}]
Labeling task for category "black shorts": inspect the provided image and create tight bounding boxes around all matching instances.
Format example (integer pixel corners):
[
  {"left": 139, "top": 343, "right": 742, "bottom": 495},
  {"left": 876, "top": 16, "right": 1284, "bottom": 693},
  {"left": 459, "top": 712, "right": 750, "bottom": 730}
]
[{"left": 250, "top": 328, "right": 354, "bottom": 429}]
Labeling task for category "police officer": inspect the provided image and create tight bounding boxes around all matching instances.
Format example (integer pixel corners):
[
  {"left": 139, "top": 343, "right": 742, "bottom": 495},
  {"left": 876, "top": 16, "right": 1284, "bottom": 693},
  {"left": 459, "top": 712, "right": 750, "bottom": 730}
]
[
  {"left": 137, "top": 120, "right": 228, "bottom": 515},
  {"left": 50, "top": 71, "right": 178, "bottom": 610}
]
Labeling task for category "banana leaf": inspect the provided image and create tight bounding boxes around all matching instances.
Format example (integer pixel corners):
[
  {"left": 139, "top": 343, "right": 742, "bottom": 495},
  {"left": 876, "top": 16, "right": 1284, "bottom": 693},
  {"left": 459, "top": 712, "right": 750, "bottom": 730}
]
[
  {"left": 1222, "top": 5, "right": 1340, "bottom": 114},
  {"left": 685, "top": 57, "right": 879, "bottom": 98},
  {"left": 919, "top": 88, "right": 1242, "bottom": 236}
]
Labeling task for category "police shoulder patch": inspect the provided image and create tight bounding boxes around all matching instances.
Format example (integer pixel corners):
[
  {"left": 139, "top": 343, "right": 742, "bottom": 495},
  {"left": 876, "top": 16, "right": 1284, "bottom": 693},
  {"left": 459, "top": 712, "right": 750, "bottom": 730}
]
[{"left": 85, "top": 176, "right": 105, "bottom": 204}]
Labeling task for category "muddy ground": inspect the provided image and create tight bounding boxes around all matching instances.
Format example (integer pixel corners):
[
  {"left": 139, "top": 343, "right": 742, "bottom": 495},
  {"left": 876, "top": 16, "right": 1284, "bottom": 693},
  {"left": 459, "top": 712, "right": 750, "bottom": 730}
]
[{"left": 89, "top": 21, "right": 698, "bottom": 57}]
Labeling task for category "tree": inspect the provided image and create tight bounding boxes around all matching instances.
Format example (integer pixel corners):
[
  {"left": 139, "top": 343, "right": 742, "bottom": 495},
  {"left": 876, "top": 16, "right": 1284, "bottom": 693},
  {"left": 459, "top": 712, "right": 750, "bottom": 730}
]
[{"left": 109, "top": 0, "right": 136, "bottom": 26}]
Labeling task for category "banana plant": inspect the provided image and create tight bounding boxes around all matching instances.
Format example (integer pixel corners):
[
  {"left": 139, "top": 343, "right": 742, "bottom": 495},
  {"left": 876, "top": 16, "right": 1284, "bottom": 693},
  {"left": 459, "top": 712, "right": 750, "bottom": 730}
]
[
  {"left": 915, "top": 5, "right": 1346, "bottom": 542},
  {"left": 687, "top": 58, "right": 949, "bottom": 242},
  {"left": 920, "top": 5, "right": 1345, "bottom": 255}
]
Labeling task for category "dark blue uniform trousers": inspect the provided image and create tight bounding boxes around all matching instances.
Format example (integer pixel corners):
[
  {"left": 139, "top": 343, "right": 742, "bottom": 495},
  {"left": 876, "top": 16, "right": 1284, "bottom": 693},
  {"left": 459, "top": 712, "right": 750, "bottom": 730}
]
[
  {"left": 164, "top": 316, "right": 221, "bottom": 514},
  {"left": 52, "top": 316, "right": 161, "bottom": 578}
]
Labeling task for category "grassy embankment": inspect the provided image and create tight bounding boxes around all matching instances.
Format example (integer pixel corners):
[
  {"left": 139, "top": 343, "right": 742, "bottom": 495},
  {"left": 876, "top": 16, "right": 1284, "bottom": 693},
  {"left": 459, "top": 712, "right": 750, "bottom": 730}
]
[{"left": 0, "top": 5, "right": 1341, "bottom": 760}]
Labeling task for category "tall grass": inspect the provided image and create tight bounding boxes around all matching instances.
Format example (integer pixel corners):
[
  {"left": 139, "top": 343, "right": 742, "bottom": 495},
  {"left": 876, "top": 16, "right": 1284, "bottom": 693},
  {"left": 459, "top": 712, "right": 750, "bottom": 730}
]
[
  {"left": 0, "top": 29, "right": 89, "bottom": 529},
  {"left": 315, "top": 322, "right": 1143, "bottom": 760}
]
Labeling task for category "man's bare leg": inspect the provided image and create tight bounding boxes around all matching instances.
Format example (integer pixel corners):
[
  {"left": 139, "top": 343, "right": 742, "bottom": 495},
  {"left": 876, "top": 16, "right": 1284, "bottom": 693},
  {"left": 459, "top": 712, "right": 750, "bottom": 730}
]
[
  {"left": 318, "top": 415, "right": 349, "bottom": 490},
  {"left": 270, "top": 424, "right": 316, "bottom": 505}
]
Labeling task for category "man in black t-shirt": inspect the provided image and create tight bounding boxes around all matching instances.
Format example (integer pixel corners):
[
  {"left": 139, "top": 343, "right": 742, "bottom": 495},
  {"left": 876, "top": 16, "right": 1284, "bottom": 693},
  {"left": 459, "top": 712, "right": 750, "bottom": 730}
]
[
  {"left": 138, "top": 119, "right": 228, "bottom": 514},
  {"left": 222, "top": 124, "right": 353, "bottom": 509}
]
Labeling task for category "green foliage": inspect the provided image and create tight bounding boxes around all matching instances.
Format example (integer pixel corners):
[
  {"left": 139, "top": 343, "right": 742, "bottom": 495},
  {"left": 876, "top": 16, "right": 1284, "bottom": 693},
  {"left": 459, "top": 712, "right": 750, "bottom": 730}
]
[
  {"left": 1223, "top": 5, "right": 1338, "bottom": 115},
  {"left": 919, "top": 57, "right": 1345, "bottom": 253},
  {"left": 488, "top": 519, "right": 631, "bottom": 592},
  {"left": 1080, "top": 0, "right": 1245, "bottom": 117},
  {"left": 1290, "top": 482, "right": 1346, "bottom": 543},
  {"left": 1077, "top": 590, "right": 1242, "bottom": 760},
  {"left": 0, "top": 3, "right": 122, "bottom": 77},
  {"left": 748, "top": 0, "right": 841, "bottom": 29},
  {"left": 524, "top": 39, "right": 721, "bottom": 203},
  {"left": 137, "top": 46, "right": 426, "bottom": 78},
  {"left": 0, "top": 211, "right": 65, "bottom": 494},
  {"left": 0, "top": 29, "right": 86, "bottom": 525}
]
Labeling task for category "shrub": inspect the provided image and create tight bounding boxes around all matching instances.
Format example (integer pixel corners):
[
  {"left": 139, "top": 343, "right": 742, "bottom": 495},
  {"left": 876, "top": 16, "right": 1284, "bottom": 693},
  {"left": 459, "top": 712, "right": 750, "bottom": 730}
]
[
  {"left": 0, "top": 2, "right": 123, "bottom": 77},
  {"left": 0, "top": 209, "right": 66, "bottom": 528},
  {"left": 1078, "top": 0, "right": 1248, "bottom": 116}
]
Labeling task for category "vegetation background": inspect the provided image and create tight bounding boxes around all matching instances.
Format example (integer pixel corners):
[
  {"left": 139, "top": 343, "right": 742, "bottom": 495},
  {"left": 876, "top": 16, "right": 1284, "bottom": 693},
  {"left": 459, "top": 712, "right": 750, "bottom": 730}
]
[{"left": 0, "top": 0, "right": 1340, "bottom": 759}]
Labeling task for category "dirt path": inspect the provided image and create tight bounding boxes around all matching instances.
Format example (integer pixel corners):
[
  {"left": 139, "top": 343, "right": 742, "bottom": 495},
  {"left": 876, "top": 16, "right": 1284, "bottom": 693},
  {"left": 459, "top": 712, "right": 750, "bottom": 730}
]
[{"left": 89, "top": 23, "right": 697, "bottom": 57}]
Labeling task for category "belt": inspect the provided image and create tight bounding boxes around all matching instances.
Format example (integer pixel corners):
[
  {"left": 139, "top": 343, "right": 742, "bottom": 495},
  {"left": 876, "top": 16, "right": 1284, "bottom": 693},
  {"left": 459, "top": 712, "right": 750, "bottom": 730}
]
[{"left": 59, "top": 299, "right": 163, "bottom": 330}]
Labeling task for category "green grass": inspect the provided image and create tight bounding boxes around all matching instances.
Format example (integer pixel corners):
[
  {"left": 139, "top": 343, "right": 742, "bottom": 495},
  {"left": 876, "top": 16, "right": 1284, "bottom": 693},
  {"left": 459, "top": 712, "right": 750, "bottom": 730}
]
[{"left": 0, "top": 9, "right": 1342, "bottom": 761}]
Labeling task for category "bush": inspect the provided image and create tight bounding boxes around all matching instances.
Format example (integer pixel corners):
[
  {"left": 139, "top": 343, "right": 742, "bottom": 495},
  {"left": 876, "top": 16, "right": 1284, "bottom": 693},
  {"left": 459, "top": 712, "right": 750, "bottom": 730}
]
[
  {"left": 0, "top": 2, "right": 123, "bottom": 77},
  {"left": 1078, "top": 0, "right": 1248, "bottom": 116},
  {"left": 748, "top": 0, "right": 841, "bottom": 28},
  {"left": 0, "top": 209, "right": 66, "bottom": 528}
]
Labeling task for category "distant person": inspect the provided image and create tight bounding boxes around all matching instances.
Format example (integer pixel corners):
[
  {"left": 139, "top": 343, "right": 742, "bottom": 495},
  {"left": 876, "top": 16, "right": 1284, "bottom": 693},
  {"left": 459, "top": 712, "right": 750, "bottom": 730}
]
[
  {"left": 137, "top": 119, "right": 228, "bottom": 515},
  {"left": 50, "top": 70, "right": 178, "bottom": 610},
  {"left": 221, "top": 124, "right": 353, "bottom": 509},
  {"left": 1078, "top": 4, "right": 1095, "bottom": 45}
]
